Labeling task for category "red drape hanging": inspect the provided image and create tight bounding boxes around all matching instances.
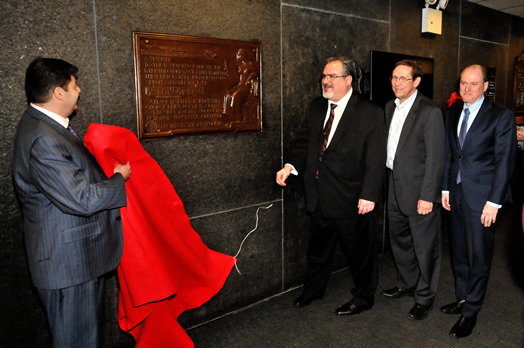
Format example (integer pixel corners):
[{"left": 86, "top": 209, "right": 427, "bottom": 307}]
[{"left": 85, "top": 123, "right": 235, "bottom": 347}]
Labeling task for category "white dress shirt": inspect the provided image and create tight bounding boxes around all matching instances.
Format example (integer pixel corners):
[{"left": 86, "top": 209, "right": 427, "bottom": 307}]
[{"left": 386, "top": 90, "right": 418, "bottom": 169}]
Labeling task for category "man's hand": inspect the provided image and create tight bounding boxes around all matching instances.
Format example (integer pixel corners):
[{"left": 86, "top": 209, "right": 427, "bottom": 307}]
[
  {"left": 417, "top": 199, "right": 433, "bottom": 215},
  {"left": 442, "top": 193, "right": 450, "bottom": 211},
  {"left": 517, "top": 128, "right": 524, "bottom": 141},
  {"left": 114, "top": 161, "right": 131, "bottom": 181},
  {"left": 358, "top": 199, "right": 375, "bottom": 215},
  {"left": 276, "top": 165, "right": 292, "bottom": 186},
  {"left": 481, "top": 204, "right": 499, "bottom": 227}
]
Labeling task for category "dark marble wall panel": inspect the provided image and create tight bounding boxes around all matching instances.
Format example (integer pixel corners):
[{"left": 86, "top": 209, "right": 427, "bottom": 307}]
[
  {"left": 461, "top": 1, "right": 511, "bottom": 45},
  {"left": 0, "top": 0, "right": 102, "bottom": 196},
  {"left": 283, "top": 0, "right": 390, "bottom": 21},
  {"left": 390, "top": 0, "right": 461, "bottom": 110},
  {"left": 281, "top": 5, "right": 389, "bottom": 289},
  {"left": 459, "top": 38, "right": 509, "bottom": 105},
  {"left": 94, "top": 0, "right": 282, "bottom": 218},
  {"left": 282, "top": 5, "right": 390, "bottom": 145},
  {"left": 179, "top": 202, "right": 282, "bottom": 326}
]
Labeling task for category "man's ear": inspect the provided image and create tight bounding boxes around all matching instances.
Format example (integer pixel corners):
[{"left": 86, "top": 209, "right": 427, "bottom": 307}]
[
  {"left": 53, "top": 86, "right": 64, "bottom": 101},
  {"left": 345, "top": 75, "right": 353, "bottom": 87},
  {"left": 413, "top": 76, "right": 422, "bottom": 89}
]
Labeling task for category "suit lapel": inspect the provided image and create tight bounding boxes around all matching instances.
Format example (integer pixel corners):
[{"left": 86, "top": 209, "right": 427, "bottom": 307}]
[
  {"left": 327, "top": 93, "right": 357, "bottom": 150},
  {"left": 395, "top": 93, "right": 421, "bottom": 153},
  {"left": 385, "top": 102, "right": 395, "bottom": 134},
  {"left": 462, "top": 99, "right": 492, "bottom": 150}
]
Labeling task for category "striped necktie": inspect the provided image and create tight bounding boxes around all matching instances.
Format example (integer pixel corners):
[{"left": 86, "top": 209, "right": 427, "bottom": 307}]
[
  {"left": 321, "top": 103, "right": 337, "bottom": 153},
  {"left": 68, "top": 125, "right": 82, "bottom": 142},
  {"left": 316, "top": 103, "right": 338, "bottom": 179}
]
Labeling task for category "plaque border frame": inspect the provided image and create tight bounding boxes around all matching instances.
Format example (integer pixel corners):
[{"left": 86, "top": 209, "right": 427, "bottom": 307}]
[{"left": 132, "top": 31, "right": 263, "bottom": 140}]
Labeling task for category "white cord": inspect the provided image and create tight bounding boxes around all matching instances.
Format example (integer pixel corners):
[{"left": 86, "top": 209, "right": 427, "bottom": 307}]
[{"left": 233, "top": 204, "right": 273, "bottom": 274}]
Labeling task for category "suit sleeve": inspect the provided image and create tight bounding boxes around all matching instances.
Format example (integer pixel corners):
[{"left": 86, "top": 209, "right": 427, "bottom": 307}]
[
  {"left": 420, "top": 107, "right": 446, "bottom": 202},
  {"left": 29, "top": 134, "right": 127, "bottom": 216},
  {"left": 360, "top": 106, "right": 387, "bottom": 203},
  {"left": 488, "top": 108, "right": 516, "bottom": 205}
]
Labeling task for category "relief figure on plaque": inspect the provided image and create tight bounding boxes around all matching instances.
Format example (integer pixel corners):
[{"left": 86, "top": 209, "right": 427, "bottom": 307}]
[{"left": 223, "top": 48, "right": 260, "bottom": 122}]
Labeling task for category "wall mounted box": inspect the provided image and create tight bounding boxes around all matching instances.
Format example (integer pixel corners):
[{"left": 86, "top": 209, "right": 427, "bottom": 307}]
[{"left": 422, "top": 8, "right": 442, "bottom": 35}]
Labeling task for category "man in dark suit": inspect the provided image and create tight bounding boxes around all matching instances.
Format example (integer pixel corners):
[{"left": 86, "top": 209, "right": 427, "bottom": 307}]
[
  {"left": 381, "top": 60, "right": 446, "bottom": 321},
  {"left": 441, "top": 64, "right": 516, "bottom": 338},
  {"left": 12, "top": 57, "right": 131, "bottom": 347},
  {"left": 276, "top": 56, "right": 386, "bottom": 315}
]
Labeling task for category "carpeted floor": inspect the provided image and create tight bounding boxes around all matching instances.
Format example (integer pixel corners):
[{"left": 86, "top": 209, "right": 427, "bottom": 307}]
[{"left": 187, "top": 204, "right": 524, "bottom": 347}]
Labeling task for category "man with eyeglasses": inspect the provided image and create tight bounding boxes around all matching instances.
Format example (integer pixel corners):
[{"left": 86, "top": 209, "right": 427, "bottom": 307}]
[
  {"left": 381, "top": 60, "right": 446, "bottom": 322},
  {"left": 276, "top": 56, "right": 386, "bottom": 315},
  {"left": 440, "top": 64, "right": 515, "bottom": 338}
]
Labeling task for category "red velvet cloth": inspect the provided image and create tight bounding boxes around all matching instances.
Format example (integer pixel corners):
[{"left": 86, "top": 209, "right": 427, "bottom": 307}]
[
  {"left": 84, "top": 124, "right": 235, "bottom": 347},
  {"left": 447, "top": 92, "right": 463, "bottom": 108}
]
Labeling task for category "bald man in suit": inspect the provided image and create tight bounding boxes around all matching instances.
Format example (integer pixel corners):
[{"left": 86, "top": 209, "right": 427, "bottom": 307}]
[
  {"left": 12, "top": 57, "right": 131, "bottom": 347},
  {"left": 441, "top": 64, "right": 516, "bottom": 338}
]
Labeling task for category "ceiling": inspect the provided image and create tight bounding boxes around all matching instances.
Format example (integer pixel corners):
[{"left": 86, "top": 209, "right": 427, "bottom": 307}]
[{"left": 468, "top": 0, "right": 524, "bottom": 17}]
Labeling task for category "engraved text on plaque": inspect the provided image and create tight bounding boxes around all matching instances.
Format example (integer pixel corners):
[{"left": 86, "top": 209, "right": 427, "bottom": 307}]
[{"left": 133, "top": 32, "right": 262, "bottom": 139}]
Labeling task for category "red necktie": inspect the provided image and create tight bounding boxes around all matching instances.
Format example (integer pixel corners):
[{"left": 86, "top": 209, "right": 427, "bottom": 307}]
[{"left": 321, "top": 103, "right": 337, "bottom": 153}]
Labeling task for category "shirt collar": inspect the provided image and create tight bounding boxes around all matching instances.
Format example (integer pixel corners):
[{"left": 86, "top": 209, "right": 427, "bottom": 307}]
[
  {"left": 329, "top": 88, "right": 353, "bottom": 110},
  {"left": 394, "top": 89, "right": 418, "bottom": 109},
  {"left": 463, "top": 95, "right": 485, "bottom": 114},
  {"left": 30, "top": 103, "right": 69, "bottom": 128}
]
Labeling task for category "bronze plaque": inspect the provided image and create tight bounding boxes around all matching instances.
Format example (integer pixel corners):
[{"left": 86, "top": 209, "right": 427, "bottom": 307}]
[
  {"left": 513, "top": 49, "right": 524, "bottom": 115},
  {"left": 132, "top": 32, "right": 262, "bottom": 140}
]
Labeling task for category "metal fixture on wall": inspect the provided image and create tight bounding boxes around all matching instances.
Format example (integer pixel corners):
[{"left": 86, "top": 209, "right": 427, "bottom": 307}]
[{"left": 425, "top": 0, "right": 449, "bottom": 10}]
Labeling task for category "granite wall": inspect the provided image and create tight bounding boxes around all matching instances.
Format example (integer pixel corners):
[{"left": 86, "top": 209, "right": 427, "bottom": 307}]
[{"left": 1, "top": 0, "right": 523, "bottom": 346}]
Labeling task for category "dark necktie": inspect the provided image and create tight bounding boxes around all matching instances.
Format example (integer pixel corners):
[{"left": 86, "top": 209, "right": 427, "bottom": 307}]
[
  {"left": 316, "top": 103, "right": 337, "bottom": 179},
  {"left": 457, "top": 108, "right": 470, "bottom": 184},
  {"left": 321, "top": 103, "right": 337, "bottom": 153},
  {"left": 68, "top": 125, "right": 82, "bottom": 142},
  {"left": 459, "top": 108, "right": 470, "bottom": 149}
]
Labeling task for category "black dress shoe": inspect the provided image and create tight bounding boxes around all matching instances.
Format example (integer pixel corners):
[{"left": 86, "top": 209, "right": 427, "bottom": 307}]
[
  {"left": 381, "top": 286, "right": 414, "bottom": 299},
  {"left": 440, "top": 300, "right": 465, "bottom": 314},
  {"left": 407, "top": 303, "right": 433, "bottom": 320},
  {"left": 293, "top": 294, "right": 322, "bottom": 307},
  {"left": 335, "top": 302, "right": 373, "bottom": 315},
  {"left": 449, "top": 315, "right": 477, "bottom": 338}
]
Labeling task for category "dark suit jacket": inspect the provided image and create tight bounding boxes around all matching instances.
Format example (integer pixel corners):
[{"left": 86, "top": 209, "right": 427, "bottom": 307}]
[
  {"left": 12, "top": 106, "right": 127, "bottom": 290},
  {"left": 385, "top": 92, "right": 446, "bottom": 216},
  {"left": 443, "top": 98, "right": 516, "bottom": 211},
  {"left": 288, "top": 92, "right": 386, "bottom": 219}
]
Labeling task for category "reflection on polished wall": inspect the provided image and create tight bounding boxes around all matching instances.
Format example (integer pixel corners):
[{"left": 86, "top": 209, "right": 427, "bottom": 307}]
[{"left": 1, "top": 0, "right": 524, "bottom": 346}]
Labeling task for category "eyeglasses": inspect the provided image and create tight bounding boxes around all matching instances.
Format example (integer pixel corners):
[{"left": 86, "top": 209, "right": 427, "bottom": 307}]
[
  {"left": 390, "top": 76, "right": 413, "bottom": 83},
  {"left": 321, "top": 74, "right": 348, "bottom": 80}
]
